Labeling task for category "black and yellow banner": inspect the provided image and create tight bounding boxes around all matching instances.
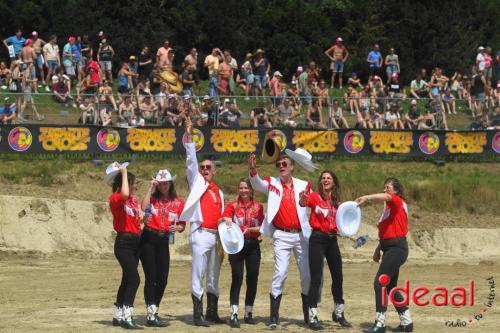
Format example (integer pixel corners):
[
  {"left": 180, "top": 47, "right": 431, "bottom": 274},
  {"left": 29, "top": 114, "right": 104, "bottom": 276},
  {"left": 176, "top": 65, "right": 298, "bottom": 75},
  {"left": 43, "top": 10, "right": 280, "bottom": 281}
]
[{"left": 1, "top": 125, "right": 499, "bottom": 157}]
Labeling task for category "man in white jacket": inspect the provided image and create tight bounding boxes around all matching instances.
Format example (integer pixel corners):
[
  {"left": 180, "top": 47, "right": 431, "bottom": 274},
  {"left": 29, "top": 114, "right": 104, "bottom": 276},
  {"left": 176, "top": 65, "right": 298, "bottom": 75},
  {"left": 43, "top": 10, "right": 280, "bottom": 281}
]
[
  {"left": 248, "top": 150, "right": 312, "bottom": 329},
  {"left": 180, "top": 119, "right": 225, "bottom": 326}
]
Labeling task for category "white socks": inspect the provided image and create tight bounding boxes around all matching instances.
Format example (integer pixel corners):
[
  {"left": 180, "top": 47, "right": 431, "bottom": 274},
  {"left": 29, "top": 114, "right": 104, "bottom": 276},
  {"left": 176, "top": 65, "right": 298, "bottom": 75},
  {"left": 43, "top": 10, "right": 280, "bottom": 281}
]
[
  {"left": 230, "top": 305, "right": 239, "bottom": 319},
  {"left": 113, "top": 304, "right": 123, "bottom": 321},
  {"left": 399, "top": 309, "right": 412, "bottom": 326},
  {"left": 334, "top": 303, "right": 345, "bottom": 317},
  {"left": 245, "top": 305, "right": 253, "bottom": 317},
  {"left": 122, "top": 305, "right": 134, "bottom": 322},
  {"left": 375, "top": 312, "right": 386, "bottom": 327},
  {"left": 147, "top": 304, "right": 158, "bottom": 320},
  {"left": 309, "top": 307, "right": 319, "bottom": 321}
]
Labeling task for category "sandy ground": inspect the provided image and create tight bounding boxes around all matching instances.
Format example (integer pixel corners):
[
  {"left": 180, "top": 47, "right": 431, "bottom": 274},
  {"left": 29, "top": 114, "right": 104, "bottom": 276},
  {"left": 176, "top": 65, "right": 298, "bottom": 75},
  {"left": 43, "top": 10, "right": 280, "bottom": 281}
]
[{"left": 0, "top": 256, "right": 498, "bottom": 333}]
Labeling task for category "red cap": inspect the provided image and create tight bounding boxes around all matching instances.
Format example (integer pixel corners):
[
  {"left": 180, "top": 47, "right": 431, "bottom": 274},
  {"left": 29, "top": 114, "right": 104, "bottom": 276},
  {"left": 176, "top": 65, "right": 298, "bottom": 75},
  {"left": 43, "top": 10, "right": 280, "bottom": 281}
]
[
  {"left": 68, "top": 36, "right": 76, "bottom": 43},
  {"left": 24, "top": 39, "right": 33, "bottom": 46}
]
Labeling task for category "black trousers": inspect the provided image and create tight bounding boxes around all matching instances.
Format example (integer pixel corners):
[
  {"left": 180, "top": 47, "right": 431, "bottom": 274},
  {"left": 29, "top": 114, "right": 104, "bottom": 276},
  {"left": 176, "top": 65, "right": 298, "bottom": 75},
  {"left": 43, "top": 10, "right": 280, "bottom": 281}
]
[
  {"left": 140, "top": 228, "right": 170, "bottom": 307},
  {"left": 374, "top": 238, "right": 409, "bottom": 313},
  {"left": 308, "top": 230, "right": 344, "bottom": 308},
  {"left": 228, "top": 238, "right": 261, "bottom": 306},
  {"left": 114, "top": 233, "right": 141, "bottom": 307}
]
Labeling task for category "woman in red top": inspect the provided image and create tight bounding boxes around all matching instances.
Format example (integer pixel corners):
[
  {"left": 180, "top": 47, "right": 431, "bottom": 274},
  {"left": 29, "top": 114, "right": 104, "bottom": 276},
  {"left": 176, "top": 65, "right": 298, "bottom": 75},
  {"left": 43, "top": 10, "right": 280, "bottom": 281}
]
[
  {"left": 140, "top": 169, "right": 185, "bottom": 327},
  {"left": 356, "top": 177, "right": 413, "bottom": 333},
  {"left": 299, "top": 170, "right": 351, "bottom": 330},
  {"left": 108, "top": 163, "right": 142, "bottom": 329},
  {"left": 220, "top": 178, "right": 264, "bottom": 328}
]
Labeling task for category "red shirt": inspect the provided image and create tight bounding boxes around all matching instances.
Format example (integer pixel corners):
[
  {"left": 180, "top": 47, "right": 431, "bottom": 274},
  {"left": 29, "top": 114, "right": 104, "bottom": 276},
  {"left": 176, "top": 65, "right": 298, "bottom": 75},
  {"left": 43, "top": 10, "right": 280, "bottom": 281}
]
[
  {"left": 200, "top": 182, "right": 222, "bottom": 229},
  {"left": 269, "top": 177, "right": 301, "bottom": 230},
  {"left": 146, "top": 196, "right": 185, "bottom": 232},
  {"left": 378, "top": 193, "right": 408, "bottom": 240},
  {"left": 222, "top": 200, "right": 264, "bottom": 239},
  {"left": 109, "top": 192, "right": 141, "bottom": 235},
  {"left": 303, "top": 192, "right": 339, "bottom": 233}
]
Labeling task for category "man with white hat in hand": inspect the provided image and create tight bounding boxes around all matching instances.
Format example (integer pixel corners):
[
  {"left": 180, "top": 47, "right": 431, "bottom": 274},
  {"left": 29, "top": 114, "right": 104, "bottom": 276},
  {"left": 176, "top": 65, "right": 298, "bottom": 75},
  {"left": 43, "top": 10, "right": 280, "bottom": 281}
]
[
  {"left": 248, "top": 147, "right": 316, "bottom": 329},
  {"left": 180, "top": 118, "right": 225, "bottom": 326}
]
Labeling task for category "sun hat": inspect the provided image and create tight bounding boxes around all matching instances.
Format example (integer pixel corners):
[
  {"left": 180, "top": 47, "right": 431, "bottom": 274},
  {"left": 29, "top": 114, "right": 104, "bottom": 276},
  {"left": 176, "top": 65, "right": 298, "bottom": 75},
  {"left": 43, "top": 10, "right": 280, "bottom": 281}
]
[
  {"left": 105, "top": 161, "right": 130, "bottom": 184},
  {"left": 129, "top": 55, "right": 136, "bottom": 61},
  {"left": 284, "top": 148, "right": 317, "bottom": 172},
  {"left": 154, "top": 169, "right": 176, "bottom": 182},
  {"left": 245, "top": 52, "right": 253, "bottom": 59},
  {"left": 218, "top": 222, "right": 244, "bottom": 254},
  {"left": 336, "top": 201, "right": 361, "bottom": 237},
  {"left": 273, "top": 71, "right": 283, "bottom": 77},
  {"left": 255, "top": 48, "right": 264, "bottom": 54}
]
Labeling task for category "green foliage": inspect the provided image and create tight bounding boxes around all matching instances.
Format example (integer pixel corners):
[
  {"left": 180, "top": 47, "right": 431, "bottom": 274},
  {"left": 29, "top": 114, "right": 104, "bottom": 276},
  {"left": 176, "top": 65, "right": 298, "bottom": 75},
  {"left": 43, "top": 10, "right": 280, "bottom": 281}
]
[{"left": 0, "top": 0, "right": 498, "bottom": 82}]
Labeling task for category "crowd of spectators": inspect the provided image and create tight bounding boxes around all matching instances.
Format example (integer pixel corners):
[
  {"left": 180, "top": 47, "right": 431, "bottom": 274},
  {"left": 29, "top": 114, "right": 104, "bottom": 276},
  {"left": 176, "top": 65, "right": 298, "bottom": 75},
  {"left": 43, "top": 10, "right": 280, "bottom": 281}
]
[{"left": 0, "top": 29, "right": 499, "bottom": 130}]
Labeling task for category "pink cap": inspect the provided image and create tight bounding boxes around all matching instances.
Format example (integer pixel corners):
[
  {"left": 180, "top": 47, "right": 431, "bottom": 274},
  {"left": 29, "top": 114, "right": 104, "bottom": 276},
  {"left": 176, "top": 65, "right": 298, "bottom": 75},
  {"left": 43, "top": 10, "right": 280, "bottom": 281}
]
[
  {"left": 411, "top": 99, "right": 417, "bottom": 105},
  {"left": 373, "top": 75, "right": 380, "bottom": 81},
  {"left": 31, "top": 31, "right": 38, "bottom": 36},
  {"left": 391, "top": 72, "right": 398, "bottom": 79},
  {"left": 297, "top": 66, "right": 304, "bottom": 72},
  {"left": 336, "top": 37, "right": 343, "bottom": 43}
]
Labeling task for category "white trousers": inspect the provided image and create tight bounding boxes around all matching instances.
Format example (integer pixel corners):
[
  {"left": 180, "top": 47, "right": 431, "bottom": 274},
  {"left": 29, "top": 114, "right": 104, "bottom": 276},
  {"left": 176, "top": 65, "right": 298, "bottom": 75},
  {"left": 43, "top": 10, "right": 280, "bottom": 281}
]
[
  {"left": 190, "top": 228, "right": 221, "bottom": 300},
  {"left": 271, "top": 229, "right": 310, "bottom": 298}
]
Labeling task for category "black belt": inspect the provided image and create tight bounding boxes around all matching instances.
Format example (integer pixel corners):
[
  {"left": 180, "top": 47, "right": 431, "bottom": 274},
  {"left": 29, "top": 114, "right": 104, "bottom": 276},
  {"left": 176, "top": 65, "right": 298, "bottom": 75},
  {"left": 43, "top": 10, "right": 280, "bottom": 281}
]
[
  {"left": 312, "top": 229, "right": 338, "bottom": 237},
  {"left": 275, "top": 226, "right": 302, "bottom": 233},
  {"left": 117, "top": 232, "right": 141, "bottom": 238},
  {"left": 144, "top": 226, "right": 169, "bottom": 237},
  {"left": 380, "top": 237, "right": 407, "bottom": 247}
]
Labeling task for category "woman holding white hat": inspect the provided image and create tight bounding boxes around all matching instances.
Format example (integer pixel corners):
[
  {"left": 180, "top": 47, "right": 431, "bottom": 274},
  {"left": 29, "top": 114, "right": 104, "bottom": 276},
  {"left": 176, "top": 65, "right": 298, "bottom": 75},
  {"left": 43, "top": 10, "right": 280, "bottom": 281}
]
[
  {"left": 106, "top": 162, "right": 142, "bottom": 329},
  {"left": 356, "top": 178, "right": 413, "bottom": 333},
  {"left": 219, "top": 178, "right": 264, "bottom": 328},
  {"left": 299, "top": 170, "right": 352, "bottom": 330},
  {"left": 140, "top": 169, "right": 185, "bottom": 327}
]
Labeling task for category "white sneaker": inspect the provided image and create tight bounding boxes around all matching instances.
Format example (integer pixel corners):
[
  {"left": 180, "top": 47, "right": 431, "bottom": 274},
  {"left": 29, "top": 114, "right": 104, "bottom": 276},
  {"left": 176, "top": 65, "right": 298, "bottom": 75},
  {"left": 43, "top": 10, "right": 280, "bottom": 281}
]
[{"left": 45, "top": 86, "right": 50, "bottom": 92}]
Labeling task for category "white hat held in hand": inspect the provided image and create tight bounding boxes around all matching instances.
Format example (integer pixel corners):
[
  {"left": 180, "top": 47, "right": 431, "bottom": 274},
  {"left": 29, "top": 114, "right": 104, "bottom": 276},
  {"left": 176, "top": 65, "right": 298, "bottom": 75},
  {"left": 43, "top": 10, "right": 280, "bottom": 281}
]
[
  {"left": 154, "top": 169, "right": 176, "bottom": 182},
  {"left": 285, "top": 148, "right": 317, "bottom": 172},
  {"left": 105, "top": 161, "right": 129, "bottom": 184},
  {"left": 336, "top": 201, "right": 361, "bottom": 237},
  {"left": 218, "top": 222, "right": 244, "bottom": 254}
]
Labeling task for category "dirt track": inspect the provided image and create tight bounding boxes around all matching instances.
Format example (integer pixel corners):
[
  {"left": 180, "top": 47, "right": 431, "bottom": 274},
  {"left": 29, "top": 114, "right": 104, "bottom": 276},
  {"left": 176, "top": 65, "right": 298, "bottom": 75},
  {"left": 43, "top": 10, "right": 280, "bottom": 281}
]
[{"left": 0, "top": 257, "right": 498, "bottom": 333}]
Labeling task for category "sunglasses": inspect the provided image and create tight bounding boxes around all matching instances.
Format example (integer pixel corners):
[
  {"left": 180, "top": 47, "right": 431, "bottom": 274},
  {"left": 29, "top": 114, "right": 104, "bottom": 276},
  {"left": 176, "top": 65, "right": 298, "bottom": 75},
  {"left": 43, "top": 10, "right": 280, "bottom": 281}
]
[
  {"left": 200, "top": 165, "right": 212, "bottom": 170},
  {"left": 275, "top": 161, "right": 288, "bottom": 168}
]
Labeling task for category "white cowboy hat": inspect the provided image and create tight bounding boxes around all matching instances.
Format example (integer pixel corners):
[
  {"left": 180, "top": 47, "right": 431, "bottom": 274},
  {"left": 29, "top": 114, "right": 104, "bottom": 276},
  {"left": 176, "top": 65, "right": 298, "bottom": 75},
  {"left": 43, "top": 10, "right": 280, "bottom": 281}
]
[
  {"left": 285, "top": 148, "right": 317, "bottom": 172},
  {"left": 336, "top": 201, "right": 361, "bottom": 237},
  {"left": 154, "top": 169, "right": 176, "bottom": 182},
  {"left": 217, "top": 222, "right": 244, "bottom": 254},
  {"left": 104, "top": 161, "right": 129, "bottom": 184}
]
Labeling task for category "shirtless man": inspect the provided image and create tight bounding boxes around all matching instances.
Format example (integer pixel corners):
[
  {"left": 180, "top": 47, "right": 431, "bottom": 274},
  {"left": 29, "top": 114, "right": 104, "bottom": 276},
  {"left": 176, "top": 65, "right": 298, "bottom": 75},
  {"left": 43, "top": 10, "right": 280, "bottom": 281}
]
[{"left": 325, "top": 37, "right": 349, "bottom": 89}]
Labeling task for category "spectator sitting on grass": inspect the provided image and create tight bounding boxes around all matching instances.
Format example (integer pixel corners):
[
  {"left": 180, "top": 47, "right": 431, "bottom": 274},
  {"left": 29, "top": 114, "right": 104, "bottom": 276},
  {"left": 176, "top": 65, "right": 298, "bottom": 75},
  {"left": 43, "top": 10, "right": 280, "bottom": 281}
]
[
  {"left": 79, "top": 96, "right": 97, "bottom": 125},
  {"left": 442, "top": 87, "right": 456, "bottom": 115},
  {"left": 98, "top": 79, "right": 118, "bottom": 111},
  {"left": 347, "top": 72, "right": 363, "bottom": 89},
  {"left": 117, "top": 62, "right": 135, "bottom": 97},
  {"left": 386, "top": 73, "right": 406, "bottom": 100},
  {"left": 287, "top": 79, "right": 300, "bottom": 105},
  {"left": 307, "top": 61, "right": 321, "bottom": 89},
  {"left": 493, "top": 82, "right": 500, "bottom": 107},
  {"left": 165, "top": 94, "right": 185, "bottom": 127},
  {"left": 52, "top": 74, "right": 75, "bottom": 108},
  {"left": 118, "top": 95, "right": 136, "bottom": 126},
  {"left": 307, "top": 99, "right": 326, "bottom": 129},
  {"left": 0, "top": 97, "right": 16, "bottom": 124},
  {"left": 314, "top": 80, "right": 329, "bottom": 109},
  {"left": 329, "top": 99, "right": 349, "bottom": 129},
  {"left": 0, "top": 61, "right": 11, "bottom": 88},
  {"left": 428, "top": 98, "right": 448, "bottom": 130},
  {"left": 277, "top": 98, "right": 301, "bottom": 128},
  {"left": 355, "top": 105, "right": 370, "bottom": 129},
  {"left": 410, "top": 73, "right": 429, "bottom": 99},
  {"left": 450, "top": 72, "right": 465, "bottom": 100},
  {"left": 250, "top": 102, "right": 272, "bottom": 128},
  {"left": 344, "top": 86, "right": 360, "bottom": 115},
  {"left": 201, "top": 95, "right": 216, "bottom": 126},
  {"left": 369, "top": 75, "right": 385, "bottom": 98},
  {"left": 219, "top": 99, "right": 241, "bottom": 128},
  {"left": 384, "top": 103, "right": 404, "bottom": 129},
  {"left": 369, "top": 105, "right": 383, "bottom": 129},
  {"left": 402, "top": 99, "right": 429, "bottom": 129},
  {"left": 139, "top": 95, "right": 158, "bottom": 124}
]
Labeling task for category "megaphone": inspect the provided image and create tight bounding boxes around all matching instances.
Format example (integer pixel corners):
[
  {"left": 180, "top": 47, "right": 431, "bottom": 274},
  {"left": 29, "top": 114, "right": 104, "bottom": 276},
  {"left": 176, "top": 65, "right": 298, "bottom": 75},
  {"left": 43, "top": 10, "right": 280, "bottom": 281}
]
[{"left": 262, "top": 131, "right": 286, "bottom": 163}]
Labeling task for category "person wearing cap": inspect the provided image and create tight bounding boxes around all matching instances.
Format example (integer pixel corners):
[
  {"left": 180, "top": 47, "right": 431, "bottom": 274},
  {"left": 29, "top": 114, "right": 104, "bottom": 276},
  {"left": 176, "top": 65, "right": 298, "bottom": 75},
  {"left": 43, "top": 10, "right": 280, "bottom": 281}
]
[
  {"left": 63, "top": 37, "right": 76, "bottom": 79},
  {"left": 248, "top": 149, "right": 314, "bottom": 329},
  {"left": 180, "top": 119, "right": 225, "bottom": 326},
  {"left": 356, "top": 178, "right": 413, "bottom": 333},
  {"left": 219, "top": 178, "right": 264, "bottom": 328},
  {"left": 324, "top": 37, "right": 349, "bottom": 88},
  {"left": 241, "top": 53, "right": 255, "bottom": 100},
  {"left": 269, "top": 71, "right": 284, "bottom": 107},
  {"left": 367, "top": 44, "right": 383, "bottom": 80},
  {"left": 140, "top": 169, "right": 185, "bottom": 327},
  {"left": 298, "top": 170, "right": 352, "bottom": 330},
  {"left": 0, "top": 97, "right": 16, "bottom": 124},
  {"left": 201, "top": 95, "right": 216, "bottom": 126},
  {"left": 476, "top": 46, "right": 486, "bottom": 71},
  {"left": 384, "top": 48, "right": 400, "bottom": 84},
  {"left": 98, "top": 38, "right": 115, "bottom": 81},
  {"left": 20, "top": 39, "right": 37, "bottom": 81},
  {"left": 106, "top": 162, "right": 143, "bottom": 329},
  {"left": 43, "top": 35, "right": 60, "bottom": 91},
  {"left": 386, "top": 73, "right": 406, "bottom": 100},
  {"left": 117, "top": 62, "right": 135, "bottom": 96},
  {"left": 252, "top": 48, "right": 270, "bottom": 97},
  {"left": 31, "top": 31, "right": 46, "bottom": 85},
  {"left": 3, "top": 29, "right": 26, "bottom": 59}
]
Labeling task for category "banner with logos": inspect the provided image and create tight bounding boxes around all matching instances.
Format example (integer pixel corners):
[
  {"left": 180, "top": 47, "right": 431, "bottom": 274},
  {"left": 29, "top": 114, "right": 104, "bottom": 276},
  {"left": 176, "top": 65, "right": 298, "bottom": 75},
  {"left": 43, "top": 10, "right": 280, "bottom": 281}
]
[{"left": 0, "top": 125, "right": 498, "bottom": 157}]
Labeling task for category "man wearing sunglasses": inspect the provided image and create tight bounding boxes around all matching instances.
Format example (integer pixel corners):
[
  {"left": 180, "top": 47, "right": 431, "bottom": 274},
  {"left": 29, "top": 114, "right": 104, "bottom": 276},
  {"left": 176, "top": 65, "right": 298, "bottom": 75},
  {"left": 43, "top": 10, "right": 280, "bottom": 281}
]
[
  {"left": 248, "top": 152, "right": 312, "bottom": 329},
  {"left": 180, "top": 118, "right": 225, "bottom": 327}
]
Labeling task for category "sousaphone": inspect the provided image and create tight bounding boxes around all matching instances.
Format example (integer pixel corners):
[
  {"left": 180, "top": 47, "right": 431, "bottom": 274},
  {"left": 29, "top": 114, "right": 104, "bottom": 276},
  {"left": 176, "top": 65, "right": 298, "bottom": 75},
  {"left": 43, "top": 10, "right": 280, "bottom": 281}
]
[{"left": 156, "top": 70, "right": 183, "bottom": 94}]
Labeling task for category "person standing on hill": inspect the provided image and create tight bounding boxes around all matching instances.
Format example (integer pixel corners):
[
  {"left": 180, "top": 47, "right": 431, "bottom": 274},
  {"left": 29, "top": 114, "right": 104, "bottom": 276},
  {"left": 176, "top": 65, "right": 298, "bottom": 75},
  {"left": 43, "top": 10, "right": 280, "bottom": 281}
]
[
  {"left": 106, "top": 163, "right": 143, "bottom": 330},
  {"left": 325, "top": 37, "right": 349, "bottom": 89},
  {"left": 180, "top": 118, "right": 225, "bottom": 327},
  {"left": 356, "top": 178, "right": 413, "bottom": 333},
  {"left": 367, "top": 44, "right": 383, "bottom": 81}
]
